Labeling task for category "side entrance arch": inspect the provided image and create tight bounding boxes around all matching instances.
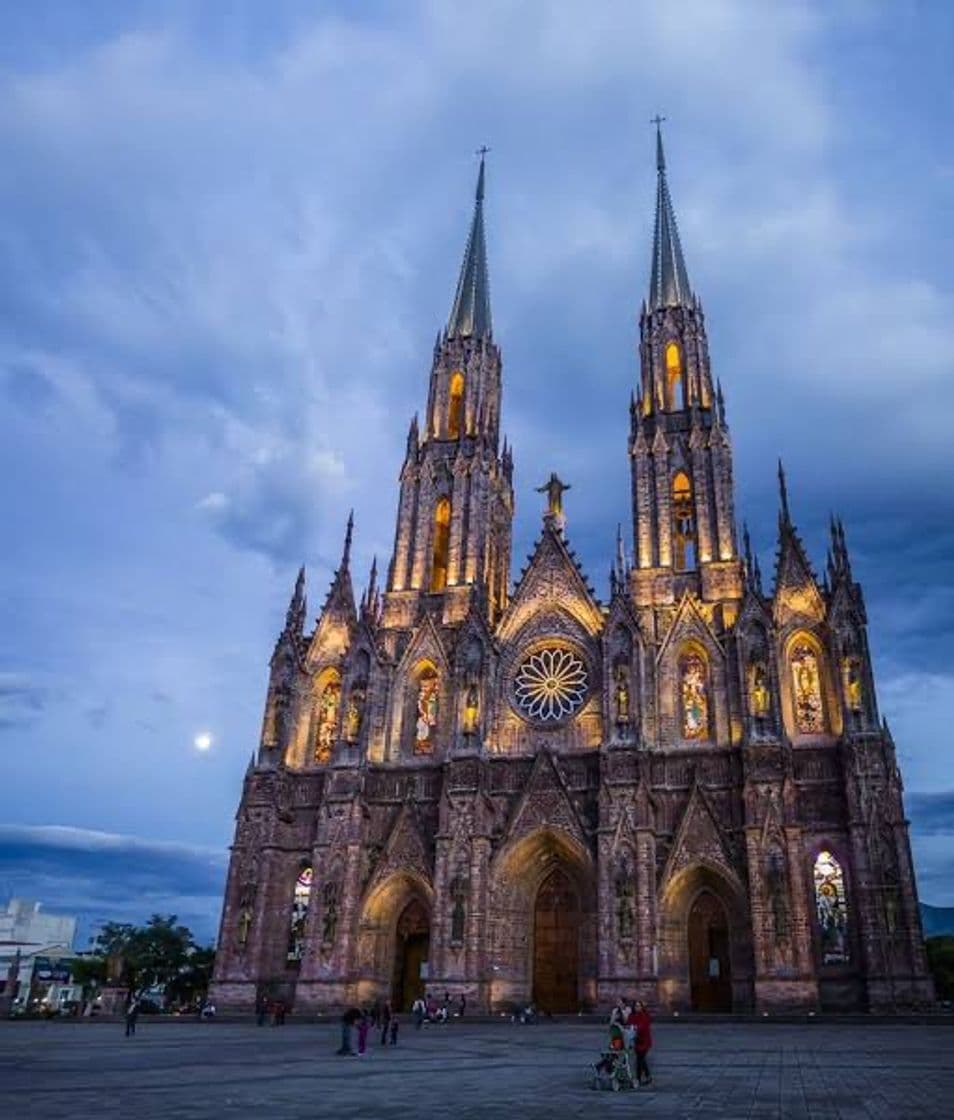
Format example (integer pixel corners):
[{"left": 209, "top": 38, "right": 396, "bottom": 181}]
[{"left": 658, "top": 863, "right": 754, "bottom": 1012}]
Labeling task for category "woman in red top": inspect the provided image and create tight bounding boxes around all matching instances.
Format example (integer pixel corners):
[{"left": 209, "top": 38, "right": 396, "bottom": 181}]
[{"left": 627, "top": 1000, "right": 653, "bottom": 1086}]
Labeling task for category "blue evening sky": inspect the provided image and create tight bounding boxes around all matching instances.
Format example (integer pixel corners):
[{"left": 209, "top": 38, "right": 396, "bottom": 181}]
[{"left": 1, "top": 2, "right": 952, "bottom": 943}]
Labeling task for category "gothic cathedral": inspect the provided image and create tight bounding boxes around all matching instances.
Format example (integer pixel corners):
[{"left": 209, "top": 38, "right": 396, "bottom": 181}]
[{"left": 211, "top": 133, "right": 933, "bottom": 1014}]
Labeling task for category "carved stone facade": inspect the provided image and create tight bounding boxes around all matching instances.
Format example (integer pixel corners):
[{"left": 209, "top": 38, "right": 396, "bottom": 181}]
[{"left": 210, "top": 141, "right": 933, "bottom": 1015}]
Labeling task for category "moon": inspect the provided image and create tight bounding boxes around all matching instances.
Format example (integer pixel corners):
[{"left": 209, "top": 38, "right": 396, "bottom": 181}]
[{"left": 194, "top": 732, "right": 213, "bottom": 752}]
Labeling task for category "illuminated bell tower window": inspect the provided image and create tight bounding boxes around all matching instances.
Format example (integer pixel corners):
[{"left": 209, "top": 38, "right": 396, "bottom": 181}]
[
  {"left": 672, "top": 471, "right": 696, "bottom": 571},
  {"left": 447, "top": 371, "right": 464, "bottom": 439},
  {"left": 430, "top": 498, "right": 451, "bottom": 592},
  {"left": 665, "top": 341, "right": 683, "bottom": 410}
]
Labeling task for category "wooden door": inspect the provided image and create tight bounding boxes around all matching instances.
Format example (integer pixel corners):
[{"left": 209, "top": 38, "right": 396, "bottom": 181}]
[
  {"left": 392, "top": 899, "right": 430, "bottom": 1011},
  {"left": 532, "top": 869, "right": 579, "bottom": 1013},
  {"left": 688, "top": 890, "right": 732, "bottom": 1011}
]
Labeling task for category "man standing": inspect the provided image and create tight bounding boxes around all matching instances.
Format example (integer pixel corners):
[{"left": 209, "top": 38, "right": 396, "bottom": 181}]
[
  {"left": 124, "top": 997, "right": 139, "bottom": 1038},
  {"left": 337, "top": 1007, "right": 361, "bottom": 1055}
]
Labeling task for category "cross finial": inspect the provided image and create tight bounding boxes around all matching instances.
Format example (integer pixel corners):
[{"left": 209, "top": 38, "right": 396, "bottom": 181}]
[
  {"left": 651, "top": 115, "right": 667, "bottom": 172},
  {"left": 476, "top": 145, "right": 490, "bottom": 159},
  {"left": 650, "top": 115, "right": 666, "bottom": 129},
  {"left": 474, "top": 146, "right": 489, "bottom": 202}
]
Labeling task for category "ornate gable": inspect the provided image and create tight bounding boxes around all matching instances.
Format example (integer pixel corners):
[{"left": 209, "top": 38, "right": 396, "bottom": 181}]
[
  {"left": 371, "top": 798, "right": 433, "bottom": 888},
  {"left": 395, "top": 612, "right": 451, "bottom": 678},
  {"left": 657, "top": 591, "right": 724, "bottom": 664},
  {"left": 773, "top": 526, "right": 825, "bottom": 627},
  {"left": 662, "top": 782, "right": 740, "bottom": 889},
  {"left": 496, "top": 521, "right": 603, "bottom": 643},
  {"left": 502, "top": 748, "right": 588, "bottom": 849}
]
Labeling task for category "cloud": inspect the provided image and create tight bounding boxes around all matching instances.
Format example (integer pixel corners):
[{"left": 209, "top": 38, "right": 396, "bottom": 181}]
[
  {"left": 0, "top": 673, "right": 50, "bottom": 730},
  {"left": 0, "top": 825, "right": 227, "bottom": 946},
  {"left": 908, "top": 792, "right": 954, "bottom": 838}
]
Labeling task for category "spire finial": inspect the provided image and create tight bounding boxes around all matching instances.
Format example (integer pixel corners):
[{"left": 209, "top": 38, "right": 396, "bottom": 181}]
[
  {"left": 447, "top": 149, "right": 492, "bottom": 339},
  {"left": 342, "top": 510, "right": 354, "bottom": 570},
  {"left": 777, "top": 459, "right": 790, "bottom": 525},
  {"left": 648, "top": 116, "right": 692, "bottom": 310},
  {"left": 651, "top": 114, "right": 667, "bottom": 171}
]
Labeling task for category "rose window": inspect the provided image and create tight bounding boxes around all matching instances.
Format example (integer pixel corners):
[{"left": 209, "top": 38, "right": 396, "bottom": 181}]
[{"left": 514, "top": 647, "right": 588, "bottom": 722}]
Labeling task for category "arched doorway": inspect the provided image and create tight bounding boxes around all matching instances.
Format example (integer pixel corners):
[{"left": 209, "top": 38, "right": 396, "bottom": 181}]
[
  {"left": 391, "top": 899, "right": 430, "bottom": 1011},
  {"left": 533, "top": 868, "right": 579, "bottom": 1012},
  {"left": 688, "top": 890, "right": 733, "bottom": 1011}
]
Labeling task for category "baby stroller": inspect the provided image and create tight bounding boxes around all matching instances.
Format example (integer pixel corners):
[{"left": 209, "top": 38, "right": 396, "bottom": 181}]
[{"left": 590, "top": 1023, "right": 636, "bottom": 1091}]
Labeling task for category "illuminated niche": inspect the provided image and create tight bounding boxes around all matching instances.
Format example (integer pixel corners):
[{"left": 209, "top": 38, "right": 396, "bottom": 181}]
[
  {"left": 447, "top": 371, "right": 464, "bottom": 439},
  {"left": 430, "top": 499, "right": 451, "bottom": 592}
]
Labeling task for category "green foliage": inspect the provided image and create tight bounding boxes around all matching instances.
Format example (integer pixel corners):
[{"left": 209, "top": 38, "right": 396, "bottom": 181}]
[
  {"left": 88, "top": 915, "right": 214, "bottom": 1003},
  {"left": 925, "top": 936, "right": 954, "bottom": 1002}
]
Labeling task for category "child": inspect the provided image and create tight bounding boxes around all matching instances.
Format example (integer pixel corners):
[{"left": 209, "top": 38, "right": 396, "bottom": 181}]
[{"left": 357, "top": 1009, "right": 370, "bottom": 1055}]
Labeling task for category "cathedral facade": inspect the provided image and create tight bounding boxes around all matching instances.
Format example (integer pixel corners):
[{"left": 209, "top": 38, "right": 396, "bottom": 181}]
[{"left": 210, "top": 134, "right": 933, "bottom": 1015}]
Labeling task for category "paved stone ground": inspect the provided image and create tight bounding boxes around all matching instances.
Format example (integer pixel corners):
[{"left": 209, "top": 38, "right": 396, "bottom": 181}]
[{"left": 2, "top": 1018, "right": 953, "bottom": 1120}]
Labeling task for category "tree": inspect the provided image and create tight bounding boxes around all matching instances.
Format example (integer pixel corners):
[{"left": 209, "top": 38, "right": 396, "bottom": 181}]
[
  {"left": 926, "top": 936, "right": 954, "bottom": 1003},
  {"left": 89, "top": 915, "right": 212, "bottom": 1003}
]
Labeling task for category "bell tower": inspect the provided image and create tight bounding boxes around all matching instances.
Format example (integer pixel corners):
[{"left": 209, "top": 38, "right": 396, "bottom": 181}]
[
  {"left": 629, "top": 124, "right": 742, "bottom": 608},
  {"left": 383, "top": 153, "right": 514, "bottom": 630}
]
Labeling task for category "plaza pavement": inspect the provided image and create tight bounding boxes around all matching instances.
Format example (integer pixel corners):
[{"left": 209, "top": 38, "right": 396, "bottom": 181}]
[{"left": 2, "top": 1017, "right": 953, "bottom": 1120}]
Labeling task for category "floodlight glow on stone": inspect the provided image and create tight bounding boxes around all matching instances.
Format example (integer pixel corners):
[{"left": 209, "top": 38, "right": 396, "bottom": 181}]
[
  {"left": 194, "top": 732, "right": 213, "bottom": 752},
  {"left": 514, "top": 648, "right": 588, "bottom": 721}
]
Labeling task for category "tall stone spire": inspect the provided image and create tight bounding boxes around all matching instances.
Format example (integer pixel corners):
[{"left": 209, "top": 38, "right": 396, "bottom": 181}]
[
  {"left": 649, "top": 121, "right": 692, "bottom": 310},
  {"left": 447, "top": 150, "right": 492, "bottom": 340}
]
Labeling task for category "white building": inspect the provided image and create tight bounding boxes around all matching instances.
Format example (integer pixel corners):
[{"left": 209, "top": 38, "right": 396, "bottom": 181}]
[{"left": 0, "top": 899, "right": 79, "bottom": 1012}]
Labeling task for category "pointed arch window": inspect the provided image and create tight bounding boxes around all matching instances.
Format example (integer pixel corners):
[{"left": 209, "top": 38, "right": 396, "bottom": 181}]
[
  {"left": 665, "top": 341, "right": 684, "bottom": 410},
  {"left": 430, "top": 498, "right": 451, "bottom": 592},
  {"left": 287, "top": 865, "right": 313, "bottom": 963},
  {"left": 790, "top": 640, "right": 825, "bottom": 734},
  {"left": 813, "top": 850, "right": 849, "bottom": 964},
  {"left": 313, "top": 672, "right": 341, "bottom": 765},
  {"left": 447, "top": 371, "right": 465, "bottom": 439},
  {"left": 414, "top": 665, "right": 440, "bottom": 753},
  {"left": 679, "top": 647, "right": 709, "bottom": 740},
  {"left": 672, "top": 471, "right": 696, "bottom": 571}
]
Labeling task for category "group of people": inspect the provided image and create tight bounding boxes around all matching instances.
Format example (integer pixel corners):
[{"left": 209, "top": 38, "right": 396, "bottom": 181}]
[
  {"left": 607, "top": 997, "right": 653, "bottom": 1086},
  {"left": 255, "top": 996, "right": 287, "bottom": 1026},
  {"left": 411, "top": 991, "right": 466, "bottom": 1028},
  {"left": 337, "top": 1001, "right": 399, "bottom": 1056}
]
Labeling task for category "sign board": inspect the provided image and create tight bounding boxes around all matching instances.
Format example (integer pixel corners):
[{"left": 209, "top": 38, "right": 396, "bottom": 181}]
[{"left": 32, "top": 957, "right": 72, "bottom": 983}]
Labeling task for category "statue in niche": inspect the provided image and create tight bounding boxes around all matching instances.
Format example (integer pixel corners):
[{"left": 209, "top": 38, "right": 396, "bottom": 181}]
[
  {"left": 344, "top": 689, "right": 365, "bottom": 743},
  {"left": 750, "top": 663, "right": 771, "bottom": 718},
  {"left": 766, "top": 848, "right": 789, "bottom": 940},
  {"left": 462, "top": 680, "right": 479, "bottom": 735},
  {"left": 615, "top": 871, "right": 635, "bottom": 942},
  {"left": 614, "top": 665, "right": 630, "bottom": 724},
  {"left": 450, "top": 875, "right": 468, "bottom": 944},
  {"left": 237, "top": 906, "right": 252, "bottom": 947},
  {"left": 321, "top": 881, "right": 339, "bottom": 946},
  {"left": 844, "top": 658, "right": 863, "bottom": 712}
]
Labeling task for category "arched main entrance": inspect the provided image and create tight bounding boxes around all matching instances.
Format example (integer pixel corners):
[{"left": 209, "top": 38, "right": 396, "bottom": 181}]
[
  {"left": 532, "top": 868, "right": 579, "bottom": 1012},
  {"left": 391, "top": 899, "right": 430, "bottom": 1011},
  {"left": 688, "top": 890, "right": 732, "bottom": 1011}
]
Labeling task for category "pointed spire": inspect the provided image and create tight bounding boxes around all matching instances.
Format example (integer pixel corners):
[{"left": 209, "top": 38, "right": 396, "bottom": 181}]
[
  {"left": 447, "top": 149, "right": 492, "bottom": 340},
  {"left": 342, "top": 510, "right": 354, "bottom": 571},
  {"left": 777, "top": 459, "right": 791, "bottom": 526},
  {"left": 742, "top": 522, "right": 753, "bottom": 584},
  {"left": 649, "top": 119, "right": 693, "bottom": 310},
  {"left": 284, "top": 565, "right": 306, "bottom": 633}
]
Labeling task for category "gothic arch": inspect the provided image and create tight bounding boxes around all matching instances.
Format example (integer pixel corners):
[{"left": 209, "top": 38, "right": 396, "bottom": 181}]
[
  {"left": 285, "top": 666, "right": 341, "bottom": 769},
  {"left": 486, "top": 827, "right": 597, "bottom": 1012},
  {"left": 781, "top": 630, "right": 838, "bottom": 739},
  {"left": 657, "top": 861, "right": 754, "bottom": 1012},
  {"left": 354, "top": 870, "right": 434, "bottom": 1001}
]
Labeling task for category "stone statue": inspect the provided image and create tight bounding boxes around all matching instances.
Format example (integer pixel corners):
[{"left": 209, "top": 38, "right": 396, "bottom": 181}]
[
  {"left": 615, "top": 873, "right": 635, "bottom": 942},
  {"left": 766, "top": 849, "right": 788, "bottom": 940},
  {"left": 344, "top": 690, "right": 364, "bottom": 742},
  {"left": 321, "top": 882, "right": 339, "bottom": 946},
  {"left": 614, "top": 667, "right": 630, "bottom": 724},
  {"left": 463, "top": 681, "right": 479, "bottom": 735},
  {"left": 237, "top": 906, "right": 252, "bottom": 947},
  {"left": 535, "top": 472, "right": 571, "bottom": 520},
  {"left": 450, "top": 876, "right": 467, "bottom": 944},
  {"left": 750, "top": 663, "right": 770, "bottom": 717}
]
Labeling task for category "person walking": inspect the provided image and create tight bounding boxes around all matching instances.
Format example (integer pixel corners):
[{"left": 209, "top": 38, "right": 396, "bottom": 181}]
[
  {"left": 124, "top": 997, "right": 140, "bottom": 1038},
  {"left": 380, "top": 1000, "right": 391, "bottom": 1045},
  {"left": 412, "top": 996, "right": 425, "bottom": 1030},
  {"left": 631, "top": 1000, "right": 653, "bottom": 1086},
  {"left": 255, "top": 993, "right": 267, "bottom": 1027},
  {"left": 389, "top": 1015, "right": 399, "bottom": 1046},
  {"left": 357, "top": 1009, "right": 370, "bottom": 1055}
]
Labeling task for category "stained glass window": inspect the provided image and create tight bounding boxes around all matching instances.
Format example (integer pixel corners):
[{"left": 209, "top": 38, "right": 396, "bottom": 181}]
[
  {"left": 314, "top": 677, "right": 340, "bottom": 764},
  {"left": 680, "top": 651, "right": 709, "bottom": 740},
  {"left": 287, "top": 866, "right": 313, "bottom": 963},
  {"left": 813, "top": 850, "right": 849, "bottom": 964},
  {"left": 414, "top": 668, "right": 439, "bottom": 753},
  {"left": 514, "top": 647, "right": 588, "bottom": 722},
  {"left": 791, "top": 642, "right": 824, "bottom": 733}
]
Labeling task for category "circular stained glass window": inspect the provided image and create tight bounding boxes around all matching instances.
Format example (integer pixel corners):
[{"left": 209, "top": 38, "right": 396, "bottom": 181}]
[{"left": 514, "top": 647, "right": 588, "bottom": 722}]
